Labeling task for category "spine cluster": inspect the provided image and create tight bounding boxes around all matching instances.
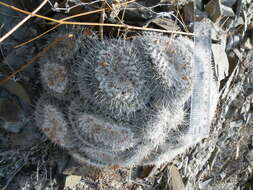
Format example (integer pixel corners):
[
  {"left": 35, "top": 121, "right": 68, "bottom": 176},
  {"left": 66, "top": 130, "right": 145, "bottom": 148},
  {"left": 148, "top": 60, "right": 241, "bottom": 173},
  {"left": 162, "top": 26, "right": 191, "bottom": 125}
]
[{"left": 34, "top": 28, "right": 211, "bottom": 167}]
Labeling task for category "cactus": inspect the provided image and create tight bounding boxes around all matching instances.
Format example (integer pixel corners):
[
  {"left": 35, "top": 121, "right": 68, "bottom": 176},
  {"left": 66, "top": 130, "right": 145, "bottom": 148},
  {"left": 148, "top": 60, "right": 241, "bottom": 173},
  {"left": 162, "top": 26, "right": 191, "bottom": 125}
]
[
  {"left": 135, "top": 33, "right": 193, "bottom": 105},
  {"left": 35, "top": 29, "right": 216, "bottom": 167},
  {"left": 38, "top": 26, "right": 85, "bottom": 99},
  {"left": 68, "top": 98, "right": 138, "bottom": 152},
  {"left": 34, "top": 95, "right": 74, "bottom": 148},
  {"left": 76, "top": 38, "right": 153, "bottom": 118},
  {"left": 39, "top": 62, "right": 70, "bottom": 98}
]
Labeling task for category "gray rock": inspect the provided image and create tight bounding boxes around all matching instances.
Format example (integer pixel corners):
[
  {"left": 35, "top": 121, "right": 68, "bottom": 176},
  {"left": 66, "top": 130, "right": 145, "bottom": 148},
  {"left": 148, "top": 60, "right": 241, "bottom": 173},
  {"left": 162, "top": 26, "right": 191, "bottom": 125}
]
[
  {"left": 205, "top": 0, "right": 235, "bottom": 23},
  {"left": 0, "top": 88, "right": 28, "bottom": 133},
  {"left": 212, "top": 43, "right": 229, "bottom": 82},
  {"left": 221, "top": 0, "right": 237, "bottom": 7},
  {"left": 8, "top": 121, "right": 41, "bottom": 148},
  {"left": 167, "top": 165, "right": 186, "bottom": 190},
  {"left": 0, "top": 0, "right": 37, "bottom": 41}
]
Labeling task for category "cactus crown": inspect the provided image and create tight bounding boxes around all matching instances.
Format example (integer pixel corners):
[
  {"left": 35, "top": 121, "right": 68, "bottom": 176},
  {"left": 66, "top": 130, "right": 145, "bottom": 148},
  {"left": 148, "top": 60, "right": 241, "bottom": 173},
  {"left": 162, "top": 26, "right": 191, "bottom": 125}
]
[
  {"left": 34, "top": 96, "right": 70, "bottom": 147},
  {"left": 41, "top": 62, "right": 68, "bottom": 93},
  {"left": 34, "top": 28, "right": 213, "bottom": 167},
  {"left": 76, "top": 39, "right": 153, "bottom": 118}
]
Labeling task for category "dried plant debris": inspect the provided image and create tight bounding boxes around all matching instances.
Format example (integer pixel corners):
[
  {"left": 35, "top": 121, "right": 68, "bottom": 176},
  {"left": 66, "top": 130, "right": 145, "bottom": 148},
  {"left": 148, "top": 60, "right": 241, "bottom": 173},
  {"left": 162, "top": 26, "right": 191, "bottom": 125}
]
[{"left": 0, "top": 141, "right": 64, "bottom": 190}]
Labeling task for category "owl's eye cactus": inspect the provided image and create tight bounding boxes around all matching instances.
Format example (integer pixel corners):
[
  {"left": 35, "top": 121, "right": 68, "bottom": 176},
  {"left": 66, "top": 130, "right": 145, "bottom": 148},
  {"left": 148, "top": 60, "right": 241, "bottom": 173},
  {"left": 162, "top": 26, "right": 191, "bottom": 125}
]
[
  {"left": 136, "top": 33, "right": 193, "bottom": 104},
  {"left": 35, "top": 29, "right": 214, "bottom": 167},
  {"left": 68, "top": 99, "right": 137, "bottom": 152},
  {"left": 34, "top": 96, "right": 70, "bottom": 148},
  {"left": 145, "top": 105, "right": 185, "bottom": 143},
  {"left": 77, "top": 39, "right": 153, "bottom": 117},
  {"left": 40, "top": 62, "right": 70, "bottom": 98}
]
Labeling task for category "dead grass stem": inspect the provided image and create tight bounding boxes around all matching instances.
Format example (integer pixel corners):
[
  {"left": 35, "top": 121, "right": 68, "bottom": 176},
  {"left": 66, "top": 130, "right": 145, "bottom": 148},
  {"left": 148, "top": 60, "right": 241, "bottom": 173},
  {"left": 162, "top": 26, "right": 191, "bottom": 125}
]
[
  {"left": 0, "top": 0, "right": 49, "bottom": 43},
  {"left": 0, "top": 0, "right": 193, "bottom": 84},
  {"left": 0, "top": 1, "right": 194, "bottom": 38}
]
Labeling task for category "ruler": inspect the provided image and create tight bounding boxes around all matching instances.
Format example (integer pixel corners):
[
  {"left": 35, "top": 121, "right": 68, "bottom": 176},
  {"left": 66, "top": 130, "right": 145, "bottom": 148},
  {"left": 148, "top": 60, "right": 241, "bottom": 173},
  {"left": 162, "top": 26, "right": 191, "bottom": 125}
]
[{"left": 187, "top": 22, "right": 213, "bottom": 143}]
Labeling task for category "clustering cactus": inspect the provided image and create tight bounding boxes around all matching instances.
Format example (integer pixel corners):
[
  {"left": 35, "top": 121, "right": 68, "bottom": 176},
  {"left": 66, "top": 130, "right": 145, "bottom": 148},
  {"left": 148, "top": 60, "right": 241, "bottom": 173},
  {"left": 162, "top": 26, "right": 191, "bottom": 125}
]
[
  {"left": 76, "top": 38, "right": 153, "bottom": 118},
  {"left": 38, "top": 27, "right": 84, "bottom": 99},
  {"left": 135, "top": 33, "right": 193, "bottom": 105},
  {"left": 40, "top": 62, "right": 69, "bottom": 97},
  {"left": 34, "top": 27, "right": 213, "bottom": 167},
  {"left": 35, "top": 95, "right": 70, "bottom": 148}
]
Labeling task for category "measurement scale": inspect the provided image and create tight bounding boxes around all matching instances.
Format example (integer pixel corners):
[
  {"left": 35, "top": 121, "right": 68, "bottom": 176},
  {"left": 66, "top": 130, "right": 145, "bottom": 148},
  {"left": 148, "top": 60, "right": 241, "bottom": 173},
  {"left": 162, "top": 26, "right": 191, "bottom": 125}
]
[{"left": 186, "top": 21, "right": 213, "bottom": 144}]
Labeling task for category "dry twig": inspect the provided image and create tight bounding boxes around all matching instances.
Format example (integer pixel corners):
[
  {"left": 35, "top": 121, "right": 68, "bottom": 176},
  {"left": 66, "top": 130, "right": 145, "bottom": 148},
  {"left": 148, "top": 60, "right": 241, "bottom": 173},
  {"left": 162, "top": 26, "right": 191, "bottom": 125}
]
[
  {"left": 99, "top": 1, "right": 106, "bottom": 40},
  {"left": 0, "top": 1, "right": 194, "bottom": 37},
  {"left": 0, "top": 0, "right": 48, "bottom": 43},
  {"left": 0, "top": 34, "right": 73, "bottom": 85},
  {"left": 0, "top": 0, "right": 194, "bottom": 84},
  {"left": 15, "top": 0, "right": 136, "bottom": 48}
]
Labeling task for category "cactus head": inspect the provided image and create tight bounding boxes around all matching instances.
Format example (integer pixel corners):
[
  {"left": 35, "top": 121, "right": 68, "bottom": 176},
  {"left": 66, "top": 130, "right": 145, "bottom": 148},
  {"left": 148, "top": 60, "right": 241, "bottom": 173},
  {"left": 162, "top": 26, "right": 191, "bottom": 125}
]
[
  {"left": 68, "top": 98, "right": 137, "bottom": 152},
  {"left": 40, "top": 62, "right": 68, "bottom": 94},
  {"left": 136, "top": 33, "right": 193, "bottom": 104},
  {"left": 34, "top": 95, "right": 71, "bottom": 148},
  {"left": 77, "top": 39, "right": 153, "bottom": 117}
]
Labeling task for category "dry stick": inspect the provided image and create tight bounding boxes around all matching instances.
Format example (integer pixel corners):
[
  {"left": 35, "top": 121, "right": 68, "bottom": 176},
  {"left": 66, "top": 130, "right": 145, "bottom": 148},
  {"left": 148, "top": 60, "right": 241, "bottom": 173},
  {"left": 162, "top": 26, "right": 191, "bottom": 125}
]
[
  {"left": 0, "top": 1, "right": 136, "bottom": 84},
  {"left": 99, "top": 1, "right": 106, "bottom": 40},
  {"left": 15, "top": 24, "right": 59, "bottom": 48},
  {"left": 177, "top": 8, "right": 190, "bottom": 33},
  {"left": 117, "top": 4, "right": 127, "bottom": 38},
  {"left": 0, "top": 1, "right": 194, "bottom": 36},
  {"left": 15, "top": 0, "right": 136, "bottom": 48},
  {"left": 0, "top": 0, "right": 194, "bottom": 84},
  {"left": 103, "top": 0, "right": 126, "bottom": 38},
  {"left": 0, "top": 35, "right": 72, "bottom": 85},
  {"left": 15, "top": 9, "right": 106, "bottom": 48},
  {"left": 104, "top": 0, "right": 125, "bottom": 25},
  {"left": 0, "top": 0, "right": 48, "bottom": 43}
]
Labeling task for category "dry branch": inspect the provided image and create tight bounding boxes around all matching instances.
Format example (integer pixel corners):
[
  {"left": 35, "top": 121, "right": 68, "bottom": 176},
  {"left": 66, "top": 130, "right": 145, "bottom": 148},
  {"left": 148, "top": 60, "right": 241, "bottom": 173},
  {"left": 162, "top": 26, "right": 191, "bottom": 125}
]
[{"left": 0, "top": 0, "right": 48, "bottom": 43}]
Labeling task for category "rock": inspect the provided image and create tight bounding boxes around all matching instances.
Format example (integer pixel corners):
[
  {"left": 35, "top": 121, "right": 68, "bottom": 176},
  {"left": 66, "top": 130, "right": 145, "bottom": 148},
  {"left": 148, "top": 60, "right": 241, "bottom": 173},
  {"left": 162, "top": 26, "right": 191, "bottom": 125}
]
[
  {"left": 195, "top": 9, "right": 209, "bottom": 21},
  {"left": 0, "top": 79, "right": 32, "bottom": 134},
  {"left": 250, "top": 30, "right": 253, "bottom": 47},
  {"left": 242, "top": 37, "right": 253, "bottom": 50},
  {"left": 166, "top": 165, "right": 185, "bottom": 190},
  {"left": 131, "top": 165, "right": 155, "bottom": 179},
  {"left": 63, "top": 158, "right": 102, "bottom": 179},
  {"left": 69, "top": 178, "right": 97, "bottom": 190},
  {"left": 221, "top": 0, "right": 237, "bottom": 7},
  {"left": 0, "top": 88, "right": 28, "bottom": 133},
  {"left": 160, "top": 0, "right": 189, "bottom": 6},
  {"left": 8, "top": 121, "right": 41, "bottom": 148},
  {"left": 196, "top": 0, "right": 203, "bottom": 10},
  {"left": 1, "top": 80, "right": 31, "bottom": 105},
  {"left": 226, "top": 35, "right": 242, "bottom": 50},
  {"left": 182, "top": 1, "right": 194, "bottom": 25},
  {"left": 0, "top": 129, "right": 10, "bottom": 149},
  {"left": 0, "top": 0, "right": 39, "bottom": 42},
  {"left": 198, "top": 178, "right": 213, "bottom": 189},
  {"left": 55, "top": 153, "right": 70, "bottom": 174},
  {"left": 64, "top": 175, "right": 82, "bottom": 189},
  {"left": 205, "top": 0, "right": 235, "bottom": 23},
  {"left": 205, "top": 0, "right": 223, "bottom": 22},
  {"left": 145, "top": 17, "right": 181, "bottom": 31},
  {"left": 221, "top": 5, "right": 235, "bottom": 17},
  {"left": 212, "top": 43, "right": 229, "bottom": 82}
]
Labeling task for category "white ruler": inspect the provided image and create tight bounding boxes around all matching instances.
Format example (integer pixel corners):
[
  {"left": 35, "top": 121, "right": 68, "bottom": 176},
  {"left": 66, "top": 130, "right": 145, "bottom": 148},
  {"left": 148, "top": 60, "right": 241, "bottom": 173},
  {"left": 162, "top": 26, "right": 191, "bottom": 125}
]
[{"left": 187, "top": 22, "right": 213, "bottom": 142}]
